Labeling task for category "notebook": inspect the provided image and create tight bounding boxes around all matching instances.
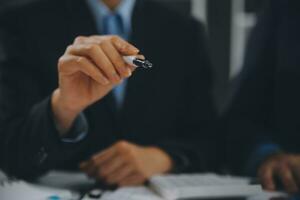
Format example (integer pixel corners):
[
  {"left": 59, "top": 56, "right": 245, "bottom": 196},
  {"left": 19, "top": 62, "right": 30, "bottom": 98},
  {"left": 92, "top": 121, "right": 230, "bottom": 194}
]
[
  {"left": 149, "top": 173, "right": 263, "bottom": 200},
  {"left": 82, "top": 173, "right": 264, "bottom": 200}
]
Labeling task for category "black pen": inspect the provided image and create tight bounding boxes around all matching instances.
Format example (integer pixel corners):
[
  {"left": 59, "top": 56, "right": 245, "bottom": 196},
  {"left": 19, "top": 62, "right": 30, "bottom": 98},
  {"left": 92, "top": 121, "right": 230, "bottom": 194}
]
[{"left": 123, "top": 56, "right": 153, "bottom": 69}]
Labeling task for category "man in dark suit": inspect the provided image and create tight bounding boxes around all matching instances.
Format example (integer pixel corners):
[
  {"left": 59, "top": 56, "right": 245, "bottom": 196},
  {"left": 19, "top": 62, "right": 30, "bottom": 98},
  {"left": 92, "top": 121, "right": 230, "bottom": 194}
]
[
  {"left": 226, "top": 0, "right": 300, "bottom": 193},
  {"left": 0, "top": 0, "right": 217, "bottom": 186}
]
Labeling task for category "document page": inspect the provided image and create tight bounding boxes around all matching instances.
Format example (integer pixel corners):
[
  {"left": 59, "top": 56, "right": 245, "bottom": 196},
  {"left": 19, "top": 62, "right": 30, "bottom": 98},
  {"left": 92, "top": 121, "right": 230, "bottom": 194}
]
[
  {"left": 0, "top": 180, "right": 78, "bottom": 200},
  {"left": 101, "top": 186, "right": 163, "bottom": 200}
]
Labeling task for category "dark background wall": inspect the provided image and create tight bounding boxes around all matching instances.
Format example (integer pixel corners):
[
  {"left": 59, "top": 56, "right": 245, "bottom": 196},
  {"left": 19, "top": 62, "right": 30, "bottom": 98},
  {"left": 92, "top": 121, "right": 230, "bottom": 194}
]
[{"left": 0, "top": 0, "right": 34, "bottom": 11}]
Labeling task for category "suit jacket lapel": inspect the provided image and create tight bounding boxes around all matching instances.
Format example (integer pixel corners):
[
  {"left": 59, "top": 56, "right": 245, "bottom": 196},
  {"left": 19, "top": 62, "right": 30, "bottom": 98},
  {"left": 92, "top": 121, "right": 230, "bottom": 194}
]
[{"left": 64, "top": 0, "right": 97, "bottom": 37}]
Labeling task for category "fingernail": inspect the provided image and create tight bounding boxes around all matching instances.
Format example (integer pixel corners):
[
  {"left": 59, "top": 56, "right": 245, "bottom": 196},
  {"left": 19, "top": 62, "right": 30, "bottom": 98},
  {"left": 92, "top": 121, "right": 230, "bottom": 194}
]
[
  {"left": 131, "top": 46, "right": 139, "bottom": 53},
  {"left": 121, "top": 68, "right": 130, "bottom": 77},
  {"left": 113, "top": 73, "right": 121, "bottom": 82},
  {"left": 139, "top": 55, "right": 145, "bottom": 60}
]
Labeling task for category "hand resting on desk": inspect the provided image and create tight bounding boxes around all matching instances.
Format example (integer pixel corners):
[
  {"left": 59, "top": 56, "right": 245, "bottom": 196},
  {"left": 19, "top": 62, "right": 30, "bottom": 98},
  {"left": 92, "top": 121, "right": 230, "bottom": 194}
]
[
  {"left": 80, "top": 140, "right": 173, "bottom": 187},
  {"left": 258, "top": 153, "right": 300, "bottom": 194}
]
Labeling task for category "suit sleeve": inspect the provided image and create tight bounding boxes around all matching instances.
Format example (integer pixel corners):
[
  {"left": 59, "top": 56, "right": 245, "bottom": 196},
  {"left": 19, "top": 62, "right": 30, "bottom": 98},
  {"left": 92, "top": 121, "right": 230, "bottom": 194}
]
[
  {"left": 156, "top": 19, "right": 219, "bottom": 173},
  {"left": 0, "top": 11, "right": 88, "bottom": 180},
  {"left": 225, "top": 0, "right": 280, "bottom": 175}
]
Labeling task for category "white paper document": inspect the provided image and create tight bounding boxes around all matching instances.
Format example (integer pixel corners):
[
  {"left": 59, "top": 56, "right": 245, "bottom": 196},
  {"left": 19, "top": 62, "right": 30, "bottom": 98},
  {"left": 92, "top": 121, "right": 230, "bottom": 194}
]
[
  {"left": 149, "top": 173, "right": 263, "bottom": 200},
  {"left": 37, "top": 170, "right": 95, "bottom": 191},
  {"left": 0, "top": 171, "right": 288, "bottom": 200},
  {"left": 0, "top": 180, "right": 78, "bottom": 200},
  {"left": 100, "top": 187, "right": 163, "bottom": 200}
]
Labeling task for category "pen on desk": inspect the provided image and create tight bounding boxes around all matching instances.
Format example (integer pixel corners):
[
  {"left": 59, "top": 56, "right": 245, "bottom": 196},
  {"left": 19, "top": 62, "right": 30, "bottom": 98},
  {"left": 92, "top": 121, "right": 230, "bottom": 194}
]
[{"left": 123, "top": 56, "right": 153, "bottom": 69}]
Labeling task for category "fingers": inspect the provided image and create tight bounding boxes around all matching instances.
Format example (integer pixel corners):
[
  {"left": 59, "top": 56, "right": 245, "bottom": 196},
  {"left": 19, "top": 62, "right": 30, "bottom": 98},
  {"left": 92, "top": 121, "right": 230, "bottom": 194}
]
[
  {"left": 278, "top": 165, "right": 299, "bottom": 193},
  {"left": 80, "top": 141, "right": 152, "bottom": 187},
  {"left": 106, "top": 165, "right": 134, "bottom": 185},
  {"left": 292, "top": 166, "right": 300, "bottom": 187},
  {"left": 100, "top": 41, "right": 132, "bottom": 78},
  {"left": 108, "top": 36, "right": 139, "bottom": 55},
  {"left": 67, "top": 35, "right": 139, "bottom": 85},
  {"left": 258, "top": 154, "right": 300, "bottom": 194},
  {"left": 66, "top": 44, "right": 121, "bottom": 84},
  {"left": 74, "top": 35, "right": 139, "bottom": 55},
  {"left": 258, "top": 164, "right": 276, "bottom": 191},
  {"left": 80, "top": 147, "right": 117, "bottom": 176},
  {"left": 58, "top": 55, "right": 109, "bottom": 85},
  {"left": 91, "top": 145, "right": 118, "bottom": 166},
  {"left": 80, "top": 161, "right": 98, "bottom": 178},
  {"left": 99, "top": 155, "right": 125, "bottom": 177}
]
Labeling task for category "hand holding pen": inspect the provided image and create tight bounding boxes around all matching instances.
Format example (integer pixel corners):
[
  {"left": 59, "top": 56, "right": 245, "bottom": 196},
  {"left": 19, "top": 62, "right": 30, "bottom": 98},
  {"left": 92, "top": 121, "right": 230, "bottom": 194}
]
[{"left": 51, "top": 35, "right": 152, "bottom": 136}]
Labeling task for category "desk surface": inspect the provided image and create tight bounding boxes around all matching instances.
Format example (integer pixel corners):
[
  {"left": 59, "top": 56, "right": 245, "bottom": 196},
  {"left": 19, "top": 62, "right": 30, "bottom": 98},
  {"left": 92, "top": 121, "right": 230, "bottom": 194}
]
[{"left": 0, "top": 170, "right": 290, "bottom": 200}]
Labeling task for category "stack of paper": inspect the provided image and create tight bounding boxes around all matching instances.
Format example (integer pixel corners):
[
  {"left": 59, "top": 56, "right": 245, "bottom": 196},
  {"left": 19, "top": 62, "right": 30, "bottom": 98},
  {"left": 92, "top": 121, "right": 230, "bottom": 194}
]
[{"left": 149, "top": 173, "right": 263, "bottom": 200}]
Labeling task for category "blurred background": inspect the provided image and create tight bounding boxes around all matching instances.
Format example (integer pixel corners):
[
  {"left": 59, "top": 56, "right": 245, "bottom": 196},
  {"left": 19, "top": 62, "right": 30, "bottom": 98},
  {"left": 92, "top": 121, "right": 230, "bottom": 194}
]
[{"left": 0, "top": 0, "right": 266, "bottom": 113}]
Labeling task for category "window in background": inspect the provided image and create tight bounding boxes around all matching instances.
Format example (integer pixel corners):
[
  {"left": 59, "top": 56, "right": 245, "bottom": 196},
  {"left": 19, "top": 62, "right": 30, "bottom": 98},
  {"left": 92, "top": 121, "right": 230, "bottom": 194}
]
[{"left": 191, "top": 0, "right": 207, "bottom": 25}]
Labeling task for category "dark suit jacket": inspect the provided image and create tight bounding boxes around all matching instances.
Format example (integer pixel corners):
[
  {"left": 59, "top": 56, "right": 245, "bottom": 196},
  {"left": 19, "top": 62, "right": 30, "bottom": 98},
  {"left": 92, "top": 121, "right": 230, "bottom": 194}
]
[
  {"left": 226, "top": 0, "right": 300, "bottom": 175},
  {"left": 0, "top": 0, "right": 217, "bottom": 179}
]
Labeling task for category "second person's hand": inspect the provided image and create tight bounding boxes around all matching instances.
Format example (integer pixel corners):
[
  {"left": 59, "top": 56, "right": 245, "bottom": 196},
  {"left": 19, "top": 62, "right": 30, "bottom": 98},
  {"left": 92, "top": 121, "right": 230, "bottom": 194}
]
[{"left": 258, "top": 153, "right": 300, "bottom": 194}]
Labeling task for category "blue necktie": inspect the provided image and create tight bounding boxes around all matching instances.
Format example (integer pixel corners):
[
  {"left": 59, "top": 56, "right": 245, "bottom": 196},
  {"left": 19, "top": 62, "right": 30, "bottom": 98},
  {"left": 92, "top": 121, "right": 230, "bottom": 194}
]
[{"left": 102, "top": 13, "right": 127, "bottom": 109}]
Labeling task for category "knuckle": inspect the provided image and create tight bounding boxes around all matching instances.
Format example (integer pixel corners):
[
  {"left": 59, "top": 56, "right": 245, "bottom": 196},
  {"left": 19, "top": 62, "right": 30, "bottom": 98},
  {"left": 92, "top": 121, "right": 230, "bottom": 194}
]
[
  {"left": 74, "top": 36, "right": 86, "bottom": 44},
  {"left": 99, "top": 40, "right": 109, "bottom": 48},
  {"left": 66, "top": 45, "right": 74, "bottom": 53},
  {"left": 76, "top": 57, "right": 86, "bottom": 64},
  {"left": 58, "top": 56, "right": 66, "bottom": 67},
  {"left": 110, "top": 35, "right": 119, "bottom": 42},
  {"left": 57, "top": 56, "right": 72, "bottom": 71},
  {"left": 116, "top": 141, "right": 128, "bottom": 151},
  {"left": 85, "top": 44, "right": 98, "bottom": 53}
]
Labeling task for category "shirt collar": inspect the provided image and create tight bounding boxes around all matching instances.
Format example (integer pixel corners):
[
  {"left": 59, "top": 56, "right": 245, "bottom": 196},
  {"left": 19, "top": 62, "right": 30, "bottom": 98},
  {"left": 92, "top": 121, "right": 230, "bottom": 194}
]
[{"left": 87, "top": 0, "right": 136, "bottom": 37}]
